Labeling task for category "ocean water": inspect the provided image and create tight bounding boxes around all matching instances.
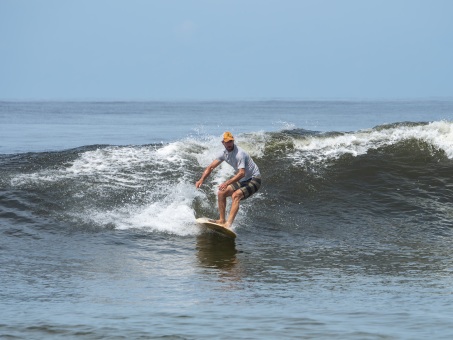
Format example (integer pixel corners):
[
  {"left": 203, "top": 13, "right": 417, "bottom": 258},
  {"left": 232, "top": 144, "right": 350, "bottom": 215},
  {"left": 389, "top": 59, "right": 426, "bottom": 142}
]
[{"left": 1, "top": 100, "right": 453, "bottom": 339}]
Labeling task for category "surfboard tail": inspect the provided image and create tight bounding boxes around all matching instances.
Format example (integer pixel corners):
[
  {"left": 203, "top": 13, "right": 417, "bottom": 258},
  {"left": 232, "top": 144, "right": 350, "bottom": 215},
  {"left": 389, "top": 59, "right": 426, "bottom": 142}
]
[{"left": 196, "top": 217, "right": 237, "bottom": 239}]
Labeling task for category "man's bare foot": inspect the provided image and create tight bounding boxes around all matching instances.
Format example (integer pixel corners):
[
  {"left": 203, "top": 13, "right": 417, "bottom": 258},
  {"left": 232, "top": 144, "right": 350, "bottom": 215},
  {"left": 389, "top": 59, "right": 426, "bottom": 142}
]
[
  {"left": 208, "top": 219, "right": 232, "bottom": 228},
  {"left": 209, "top": 219, "right": 225, "bottom": 225},
  {"left": 223, "top": 222, "right": 232, "bottom": 229}
]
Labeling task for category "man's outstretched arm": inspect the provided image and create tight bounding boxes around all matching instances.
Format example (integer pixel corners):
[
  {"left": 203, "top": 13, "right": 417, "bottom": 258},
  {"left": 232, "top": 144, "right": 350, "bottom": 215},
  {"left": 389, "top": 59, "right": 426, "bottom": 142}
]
[{"left": 195, "top": 159, "right": 222, "bottom": 188}]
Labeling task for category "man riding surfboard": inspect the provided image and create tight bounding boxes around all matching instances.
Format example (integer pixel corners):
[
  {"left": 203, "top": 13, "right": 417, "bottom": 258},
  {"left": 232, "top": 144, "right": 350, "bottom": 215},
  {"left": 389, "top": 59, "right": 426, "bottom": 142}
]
[{"left": 195, "top": 132, "right": 261, "bottom": 229}]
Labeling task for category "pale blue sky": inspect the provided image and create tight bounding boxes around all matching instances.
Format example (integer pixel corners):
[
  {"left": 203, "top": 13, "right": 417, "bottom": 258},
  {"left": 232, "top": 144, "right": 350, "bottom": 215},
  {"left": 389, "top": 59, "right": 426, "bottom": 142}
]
[{"left": 1, "top": 0, "right": 452, "bottom": 100}]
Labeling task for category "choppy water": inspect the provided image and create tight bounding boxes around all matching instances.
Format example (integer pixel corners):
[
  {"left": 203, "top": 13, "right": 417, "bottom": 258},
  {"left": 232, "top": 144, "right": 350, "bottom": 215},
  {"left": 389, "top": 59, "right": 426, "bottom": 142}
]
[{"left": 1, "top": 101, "right": 453, "bottom": 339}]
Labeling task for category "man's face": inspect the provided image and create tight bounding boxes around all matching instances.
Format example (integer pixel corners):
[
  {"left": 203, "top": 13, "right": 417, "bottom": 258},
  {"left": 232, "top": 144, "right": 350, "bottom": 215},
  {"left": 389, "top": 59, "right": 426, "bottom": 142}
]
[{"left": 222, "top": 140, "right": 234, "bottom": 152}]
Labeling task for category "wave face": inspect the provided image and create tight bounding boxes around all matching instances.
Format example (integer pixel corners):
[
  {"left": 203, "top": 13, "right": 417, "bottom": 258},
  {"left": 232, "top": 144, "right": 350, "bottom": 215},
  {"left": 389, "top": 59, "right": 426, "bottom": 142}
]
[{"left": 1, "top": 120, "right": 453, "bottom": 242}]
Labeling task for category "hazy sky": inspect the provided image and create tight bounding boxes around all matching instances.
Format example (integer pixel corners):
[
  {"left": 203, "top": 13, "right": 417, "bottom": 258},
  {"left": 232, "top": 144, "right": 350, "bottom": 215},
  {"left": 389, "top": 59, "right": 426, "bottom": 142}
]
[{"left": 1, "top": 0, "right": 452, "bottom": 100}]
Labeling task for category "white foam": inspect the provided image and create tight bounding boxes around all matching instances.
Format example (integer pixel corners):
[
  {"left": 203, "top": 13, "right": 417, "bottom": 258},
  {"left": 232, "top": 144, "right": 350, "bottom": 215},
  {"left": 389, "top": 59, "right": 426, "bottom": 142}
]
[
  {"left": 83, "top": 182, "right": 203, "bottom": 236},
  {"left": 289, "top": 121, "right": 453, "bottom": 165},
  {"left": 10, "top": 142, "right": 209, "bottom": 235},
  {"left": 236, "top": 131, "right": 268, "bottom": 158},
  {"left": 426, "top": 121, "right": 453, "bottom": 158}
]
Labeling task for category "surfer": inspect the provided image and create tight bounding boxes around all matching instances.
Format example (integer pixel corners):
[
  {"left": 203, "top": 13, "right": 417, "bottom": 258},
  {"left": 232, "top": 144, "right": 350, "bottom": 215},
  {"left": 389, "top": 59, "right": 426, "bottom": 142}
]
[{"left": 195, "top": 131, "right": 261, "bottom": 229}]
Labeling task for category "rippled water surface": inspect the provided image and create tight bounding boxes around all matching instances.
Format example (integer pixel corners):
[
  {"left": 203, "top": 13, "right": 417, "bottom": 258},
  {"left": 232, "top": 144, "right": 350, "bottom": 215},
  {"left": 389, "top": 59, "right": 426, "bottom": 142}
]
[{"left": 1, "top": 101, "right": 453, "bottom": 339}]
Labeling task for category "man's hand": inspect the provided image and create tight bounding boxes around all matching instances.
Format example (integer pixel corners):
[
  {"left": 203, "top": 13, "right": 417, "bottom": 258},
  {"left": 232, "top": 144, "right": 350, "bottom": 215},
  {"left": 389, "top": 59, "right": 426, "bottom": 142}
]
[
  {"left": 218, "top": 182, "right": 228, "bottom": 191},
  {"left": 195, "top": 179, "right": 203, "bottom": 188}
]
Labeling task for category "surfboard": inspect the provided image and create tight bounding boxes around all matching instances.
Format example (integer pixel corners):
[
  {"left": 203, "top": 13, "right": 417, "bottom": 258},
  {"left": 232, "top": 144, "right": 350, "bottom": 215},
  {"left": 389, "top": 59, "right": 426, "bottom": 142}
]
[{"left": 196, "top": 217, "right": 237, "bottom": 239}]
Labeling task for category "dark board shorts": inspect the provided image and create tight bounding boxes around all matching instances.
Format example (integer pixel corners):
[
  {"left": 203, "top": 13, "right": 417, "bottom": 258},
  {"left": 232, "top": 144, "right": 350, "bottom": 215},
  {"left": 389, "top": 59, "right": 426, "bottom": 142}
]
[{"left": 231, "top": 177, "right": 262, "bottom": 200}]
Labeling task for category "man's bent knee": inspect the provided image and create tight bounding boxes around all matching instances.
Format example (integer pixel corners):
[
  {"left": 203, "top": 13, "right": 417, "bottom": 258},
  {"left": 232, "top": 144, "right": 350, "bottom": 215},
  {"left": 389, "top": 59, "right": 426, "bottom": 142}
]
[
  {"left": 218, "top": 187, "right": 233, "bottom": 198},
  {"left": 232, "top": 190, "right": 244, "bottom": 202}
]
